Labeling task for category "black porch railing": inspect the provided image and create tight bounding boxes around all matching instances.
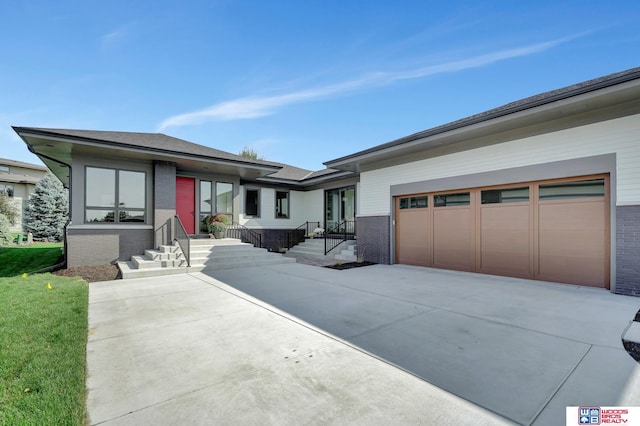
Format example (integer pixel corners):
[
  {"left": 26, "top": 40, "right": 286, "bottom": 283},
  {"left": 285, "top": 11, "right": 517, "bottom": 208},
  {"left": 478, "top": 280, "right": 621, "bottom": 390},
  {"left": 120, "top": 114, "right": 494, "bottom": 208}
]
[
  {"left": 285, "top": 221, "right": 321, "bottom": 250},
  {"left": 173, "top": 215, "right": 191, "bottom": 267},
  {"left": 227, "top": 222, "right": 263, "bottom": 248},
  {"left": 324, "top": 220, "right": 356, "bottom": 255}
]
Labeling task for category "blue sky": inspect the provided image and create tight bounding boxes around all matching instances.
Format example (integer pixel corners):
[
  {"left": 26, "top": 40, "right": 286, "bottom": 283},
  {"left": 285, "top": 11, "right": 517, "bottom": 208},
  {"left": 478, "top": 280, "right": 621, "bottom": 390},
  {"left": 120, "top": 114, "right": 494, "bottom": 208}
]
[{"left": 2, "top": 1, "right": 639, "bottom": 171}]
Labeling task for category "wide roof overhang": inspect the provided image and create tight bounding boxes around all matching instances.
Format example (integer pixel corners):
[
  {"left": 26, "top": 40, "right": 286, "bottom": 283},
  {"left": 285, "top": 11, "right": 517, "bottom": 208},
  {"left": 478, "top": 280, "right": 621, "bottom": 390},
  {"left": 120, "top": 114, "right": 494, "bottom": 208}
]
[
  {"left": 325, "top": 70, "right": 640, "bottom": 173},
  {"left": 13, "top": 128, "right": 282, "bottom": 187}
]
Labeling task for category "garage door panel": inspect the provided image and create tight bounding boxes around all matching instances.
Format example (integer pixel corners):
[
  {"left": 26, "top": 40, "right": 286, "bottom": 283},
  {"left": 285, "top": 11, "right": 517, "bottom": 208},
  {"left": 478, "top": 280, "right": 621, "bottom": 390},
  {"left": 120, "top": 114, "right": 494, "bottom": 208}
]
[
  {"left": 538, "top": 200, "right": 606, "bottom": 287},
  {"left": 479, "top": 205, "right": 531, "bottom": 277},
  {"left": 396, "top": 209, "right": 430, "bottom": 266},
  {"left": 433, "top": 208, "right": 473, "bottom": 271},
  {"left": 537, "top": 254, "right": 606, "bottom": 287},
  {"left": 538, "top": 201, "right": 605, "bottom": 229}
]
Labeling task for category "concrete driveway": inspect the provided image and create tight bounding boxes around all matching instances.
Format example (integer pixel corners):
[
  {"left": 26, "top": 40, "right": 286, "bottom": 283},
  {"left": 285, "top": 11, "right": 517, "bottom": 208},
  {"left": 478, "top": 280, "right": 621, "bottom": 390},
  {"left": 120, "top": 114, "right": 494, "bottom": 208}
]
[
  {"left": 86, "top": 270, "right": 507, "bottom": 425},
  {"left": 209, "top": 263, "right": 640, "bottom": 425},
  {"left": 86, "top": 263, "right": 640, "bottom": 425}
]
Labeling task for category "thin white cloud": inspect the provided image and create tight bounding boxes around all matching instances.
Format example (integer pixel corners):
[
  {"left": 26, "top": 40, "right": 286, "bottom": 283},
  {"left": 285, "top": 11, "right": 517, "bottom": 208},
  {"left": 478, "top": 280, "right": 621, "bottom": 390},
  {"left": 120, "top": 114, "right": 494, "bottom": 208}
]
[
  {"left": 100, "top": 25, "right": 131, "bottom": 50},
  {"left": 158, "top": 36, "right": 576, "bottom": 131}
]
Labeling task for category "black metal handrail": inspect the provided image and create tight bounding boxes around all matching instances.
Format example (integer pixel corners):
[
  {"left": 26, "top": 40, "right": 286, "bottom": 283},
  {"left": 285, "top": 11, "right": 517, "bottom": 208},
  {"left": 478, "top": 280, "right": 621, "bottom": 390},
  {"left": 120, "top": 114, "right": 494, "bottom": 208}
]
[
  {"left": 62, "top": 218, "right": 71, "bottom": 268},
  {"left": 324, "top": 220, "right": 356, "bottom": 255},
  {"left": 227, "top": 222, "right": 262, "bottom": 248},
  {"left": 285, "top": 221, "right": 321, "bottom": 249},
  {"left": 304, "top": 221, "right": 322, "bottom": 236},
  {"left": 173, "top": 215, "right": 191, "bottom": 267}
]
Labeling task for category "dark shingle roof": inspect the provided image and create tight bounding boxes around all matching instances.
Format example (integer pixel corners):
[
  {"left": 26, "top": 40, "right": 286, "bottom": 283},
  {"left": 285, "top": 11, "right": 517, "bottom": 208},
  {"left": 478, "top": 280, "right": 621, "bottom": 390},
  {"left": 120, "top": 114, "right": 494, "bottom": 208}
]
[
  {"left": 261, "top": 163, "right": 314, "bottom": 180},
  {"left": 17, "top": 127, "right": 279, "bottom": 168},
  {"left": 257, "top": 162, "right": 351, "bottom": 183},
  {"left": 326, "top": 66, "right": 640, "bottom": 165},
  {"left": 301, "top": 168, "right": 345, "bottom": 180},
  {"left": 15, "top": 127, "right": 356, "bottom": 185}
]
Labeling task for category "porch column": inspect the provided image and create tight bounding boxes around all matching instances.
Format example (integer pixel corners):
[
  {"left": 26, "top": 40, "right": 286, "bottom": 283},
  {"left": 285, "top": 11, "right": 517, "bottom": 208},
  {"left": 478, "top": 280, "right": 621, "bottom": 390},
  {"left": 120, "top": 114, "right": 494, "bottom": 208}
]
[{"left": 154, "top": 161, "right": 176, "bottom": 248}]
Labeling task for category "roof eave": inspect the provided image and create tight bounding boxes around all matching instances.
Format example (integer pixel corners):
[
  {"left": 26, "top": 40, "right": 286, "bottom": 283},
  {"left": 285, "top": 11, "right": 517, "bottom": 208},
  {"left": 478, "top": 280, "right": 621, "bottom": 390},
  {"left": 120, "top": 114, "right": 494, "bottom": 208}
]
[
  {"left": 13, "top": 127, "right": 282, "bottom": 174},
  {"left": 254, "top": 170, "right": 356, "bottom": 187},
  {"left": 324, "top": 67, "right": 640, "bottom": 171}
]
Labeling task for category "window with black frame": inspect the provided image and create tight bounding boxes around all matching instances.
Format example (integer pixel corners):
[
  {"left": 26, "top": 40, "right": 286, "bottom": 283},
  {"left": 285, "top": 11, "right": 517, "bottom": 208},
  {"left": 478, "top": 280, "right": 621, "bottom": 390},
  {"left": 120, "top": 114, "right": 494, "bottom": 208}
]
[
  {"left": 85, "top": 167, "right": 146, "bottom": 223},
  {"left": 245, "top": 188, "right": 259, "bottom": 217},
  {"left": 399, "top": 195, "right": 428, "bottom": 209},
  {"left": 275, "top": 191, "right": 289, "bottom": 218},
  {"left": 216, "top": 182, "right": 233, "bottom": 214},
  {"left": 434, "top": 192, "right": 470, "bottom": 207}
]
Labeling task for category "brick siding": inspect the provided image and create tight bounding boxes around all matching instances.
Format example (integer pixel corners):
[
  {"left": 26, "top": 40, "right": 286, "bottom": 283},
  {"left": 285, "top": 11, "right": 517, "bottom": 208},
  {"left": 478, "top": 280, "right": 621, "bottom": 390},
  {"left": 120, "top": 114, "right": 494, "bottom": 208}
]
[
  {"left": 356, "top": 216, "right": 390, "bottom": 264},
  {"left": 616, "top": 205, "right": 640, "bottom": 296},
  {"left": 67, "top": 228, "right": 153, "bottom": 267}
]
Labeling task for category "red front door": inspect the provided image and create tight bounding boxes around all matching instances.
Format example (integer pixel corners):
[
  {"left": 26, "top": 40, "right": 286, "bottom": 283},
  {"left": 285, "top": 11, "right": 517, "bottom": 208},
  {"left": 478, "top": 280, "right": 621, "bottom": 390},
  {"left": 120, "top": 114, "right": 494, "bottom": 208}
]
[{"left": 176, "top": 177, "right": 196, "bottom": 234}]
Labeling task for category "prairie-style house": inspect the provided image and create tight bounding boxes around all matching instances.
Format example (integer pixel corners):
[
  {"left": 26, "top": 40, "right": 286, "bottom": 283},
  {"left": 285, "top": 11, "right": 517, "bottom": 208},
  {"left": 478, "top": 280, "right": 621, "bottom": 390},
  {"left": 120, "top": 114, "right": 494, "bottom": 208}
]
[{"left": 14, "top": 66, "right": 640, "bottom": 296}]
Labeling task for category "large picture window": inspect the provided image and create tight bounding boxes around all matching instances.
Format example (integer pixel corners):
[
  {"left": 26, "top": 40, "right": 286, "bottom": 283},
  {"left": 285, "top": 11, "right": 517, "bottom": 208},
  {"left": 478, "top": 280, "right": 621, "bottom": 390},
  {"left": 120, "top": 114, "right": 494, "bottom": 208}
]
[{"left": 85, "top": 167, "right": 146, "bottom": 223}]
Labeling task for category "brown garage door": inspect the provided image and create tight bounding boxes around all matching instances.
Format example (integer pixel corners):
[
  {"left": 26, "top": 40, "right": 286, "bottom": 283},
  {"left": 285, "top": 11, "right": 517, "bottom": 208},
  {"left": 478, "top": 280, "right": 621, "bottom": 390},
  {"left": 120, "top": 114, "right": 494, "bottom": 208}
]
[
  {"left": 395, "top": 175, "right": 610, "bottom": 288},
  {"left": 395, "top": 195, "right": 430, "bottom": 266},
  {"left": 478, "top": 186, "right": 532, "bottom": 279}
]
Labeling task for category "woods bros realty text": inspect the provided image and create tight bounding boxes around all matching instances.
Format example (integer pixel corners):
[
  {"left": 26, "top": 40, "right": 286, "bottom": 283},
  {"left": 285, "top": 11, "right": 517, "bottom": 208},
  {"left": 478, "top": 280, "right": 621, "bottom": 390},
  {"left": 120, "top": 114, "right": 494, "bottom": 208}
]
[{"left": 567, "top": 407, "right": 640, "bottom": 424}]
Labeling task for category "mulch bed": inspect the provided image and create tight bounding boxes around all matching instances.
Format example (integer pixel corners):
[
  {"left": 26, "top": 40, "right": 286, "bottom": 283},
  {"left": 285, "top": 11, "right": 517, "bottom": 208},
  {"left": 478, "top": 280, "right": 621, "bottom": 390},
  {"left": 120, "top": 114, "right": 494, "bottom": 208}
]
[
  {"left": 325, "top": 261, "right": 376, "bottom": 270},
  {"left": 52, "top": 264, "right": 121, "bottom": 283}
]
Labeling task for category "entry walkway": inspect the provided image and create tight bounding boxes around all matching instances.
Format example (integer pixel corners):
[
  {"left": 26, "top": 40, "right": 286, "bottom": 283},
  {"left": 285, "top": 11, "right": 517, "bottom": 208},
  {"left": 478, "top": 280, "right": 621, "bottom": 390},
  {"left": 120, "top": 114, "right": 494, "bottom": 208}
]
[{"left": 86, "top": 264, "right": 640, "bottom": 425}]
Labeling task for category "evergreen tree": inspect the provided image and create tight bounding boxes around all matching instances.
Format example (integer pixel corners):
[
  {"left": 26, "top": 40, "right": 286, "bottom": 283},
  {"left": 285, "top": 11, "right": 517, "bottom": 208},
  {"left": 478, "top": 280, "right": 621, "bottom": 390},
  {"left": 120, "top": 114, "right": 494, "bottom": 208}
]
[
  {"left": 0, "top": 195, "right": 17, "bottom": 224},
  {"left": 0, "top": 213, "right": 12, "bottom": 246},
  {"left": 24, "top": 173, "right": 68, "bottom": 242}
]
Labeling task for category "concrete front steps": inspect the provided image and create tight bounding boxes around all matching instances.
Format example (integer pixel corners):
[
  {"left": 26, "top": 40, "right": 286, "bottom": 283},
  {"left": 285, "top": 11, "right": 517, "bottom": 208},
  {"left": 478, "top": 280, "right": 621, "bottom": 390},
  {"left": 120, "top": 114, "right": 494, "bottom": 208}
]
[
  {"left": 118, "top": 242, "right": 188, "bottom": 279},
  {"left": 118, "top": 238, "right": 295, "bottom": 279},
  {"left": 190, "top": 238, "right": 295, "bottom": 272},
  {"left": 285, "top": 238, "right": 357, "bottom": 263}
]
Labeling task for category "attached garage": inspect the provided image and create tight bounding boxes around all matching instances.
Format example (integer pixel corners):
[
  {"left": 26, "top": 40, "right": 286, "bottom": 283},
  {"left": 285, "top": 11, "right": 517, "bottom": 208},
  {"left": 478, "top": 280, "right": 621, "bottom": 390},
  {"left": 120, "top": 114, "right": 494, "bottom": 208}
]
[
  {"left": 395, "top": 175, "right": 609, "bottom": 288},
  {"left": 326, "top": 67, "right": 640, "bottom": 295}
]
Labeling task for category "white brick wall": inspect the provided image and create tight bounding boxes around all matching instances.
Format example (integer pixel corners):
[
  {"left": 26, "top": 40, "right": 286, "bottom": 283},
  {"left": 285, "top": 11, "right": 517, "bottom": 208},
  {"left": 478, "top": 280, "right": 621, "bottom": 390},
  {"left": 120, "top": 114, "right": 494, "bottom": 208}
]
[{"left": 360, "top": 114, "right": 640, "bottom": 215}]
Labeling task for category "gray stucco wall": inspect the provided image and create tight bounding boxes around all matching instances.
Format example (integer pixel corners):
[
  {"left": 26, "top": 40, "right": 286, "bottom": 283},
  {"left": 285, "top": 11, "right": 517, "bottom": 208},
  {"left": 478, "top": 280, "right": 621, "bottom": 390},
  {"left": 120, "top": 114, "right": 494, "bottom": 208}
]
[
  {"left": 616, "top": 205, "right": 640, "bottom": 296},
  {"left": 356, "top": 216, "right": 390, "bottom": 264},
  {"left": 67, "top": 228, "right": 153, "bottom": 267},
  {"left": 154, "top": 161, "right": 176, "bottom": 247}
]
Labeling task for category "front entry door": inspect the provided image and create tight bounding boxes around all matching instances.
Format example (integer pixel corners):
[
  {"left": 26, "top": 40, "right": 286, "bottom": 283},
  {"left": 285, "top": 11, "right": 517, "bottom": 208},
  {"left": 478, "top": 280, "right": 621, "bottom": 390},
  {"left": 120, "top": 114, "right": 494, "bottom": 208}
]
[
  {"left": 326, "top": 186, "right": 355, "bottom": 232},
  {"left": 176, "top": 177, "right": 196, "bottom": 234}
]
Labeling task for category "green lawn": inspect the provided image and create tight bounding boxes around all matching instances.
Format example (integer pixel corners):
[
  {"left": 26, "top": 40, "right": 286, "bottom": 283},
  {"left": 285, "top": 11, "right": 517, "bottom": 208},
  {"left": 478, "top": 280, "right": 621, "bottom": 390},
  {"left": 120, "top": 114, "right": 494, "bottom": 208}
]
[
  {"left": 0, "top": 243, "right": 64, "bottom": 277},
  {"left": 0, "top": 244, "right": 88, "bottom": 425}
]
